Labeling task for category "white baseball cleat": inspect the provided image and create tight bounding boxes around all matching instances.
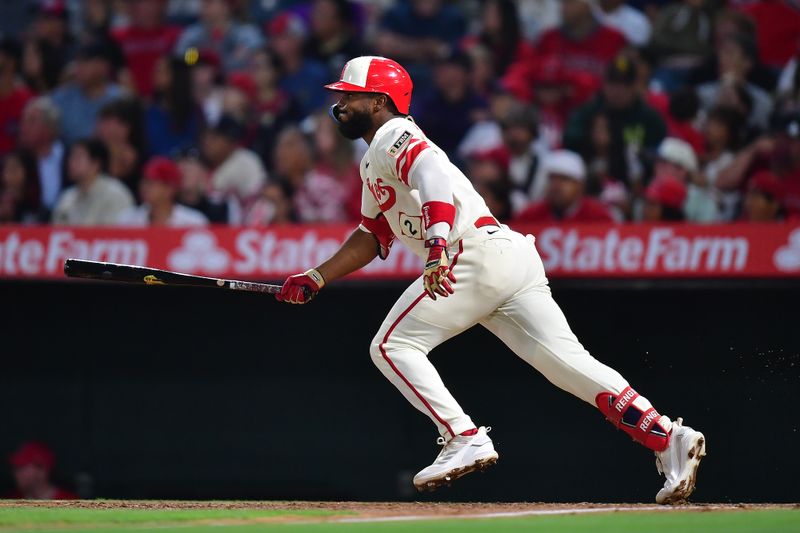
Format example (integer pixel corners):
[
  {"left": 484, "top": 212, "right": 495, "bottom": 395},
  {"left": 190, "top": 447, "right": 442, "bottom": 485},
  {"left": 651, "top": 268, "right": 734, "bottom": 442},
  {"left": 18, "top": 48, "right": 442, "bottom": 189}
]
[
  {"left": 413, "top": 426, "right": 498, "bottom": 492},
  {"left": 654, "top": 417, "right": 707, "bottom": 504}
]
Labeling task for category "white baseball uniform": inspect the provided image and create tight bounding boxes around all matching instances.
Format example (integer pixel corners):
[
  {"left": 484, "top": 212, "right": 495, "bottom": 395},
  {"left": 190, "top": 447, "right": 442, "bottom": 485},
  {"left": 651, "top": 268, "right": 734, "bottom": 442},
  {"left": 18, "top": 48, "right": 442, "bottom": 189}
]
[{"left": 359, "top": 117, "right": 664, "bottom": 441}]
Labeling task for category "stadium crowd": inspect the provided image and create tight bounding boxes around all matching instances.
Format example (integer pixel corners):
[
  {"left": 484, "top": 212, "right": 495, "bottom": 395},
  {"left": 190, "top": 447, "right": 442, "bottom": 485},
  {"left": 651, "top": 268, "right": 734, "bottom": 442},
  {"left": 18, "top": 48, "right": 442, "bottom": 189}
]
[{"left": 0, "top": 0, "right": 798, "bottom": 227}]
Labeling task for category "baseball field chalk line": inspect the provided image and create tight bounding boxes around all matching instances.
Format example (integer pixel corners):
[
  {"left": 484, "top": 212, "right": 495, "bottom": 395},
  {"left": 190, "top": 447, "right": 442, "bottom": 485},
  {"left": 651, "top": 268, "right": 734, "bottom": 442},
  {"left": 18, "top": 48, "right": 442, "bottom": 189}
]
[{"left": 336, "top": 505, "right": 671, "bottom": 523}]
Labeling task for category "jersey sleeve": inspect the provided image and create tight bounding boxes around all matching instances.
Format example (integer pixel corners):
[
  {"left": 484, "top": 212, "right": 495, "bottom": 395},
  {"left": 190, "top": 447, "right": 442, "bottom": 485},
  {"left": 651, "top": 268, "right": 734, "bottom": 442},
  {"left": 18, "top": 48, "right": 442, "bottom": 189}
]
[{"left": 359, "top": 179, "right": 381, "bottom": 221}]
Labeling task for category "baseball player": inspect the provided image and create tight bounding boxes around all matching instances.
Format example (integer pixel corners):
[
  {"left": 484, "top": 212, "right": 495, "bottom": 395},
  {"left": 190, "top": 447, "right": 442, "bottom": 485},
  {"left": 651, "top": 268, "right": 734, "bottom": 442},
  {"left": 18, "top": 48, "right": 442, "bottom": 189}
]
[{"left": 276, "top": 56, "right": 706, "bottom": 504}]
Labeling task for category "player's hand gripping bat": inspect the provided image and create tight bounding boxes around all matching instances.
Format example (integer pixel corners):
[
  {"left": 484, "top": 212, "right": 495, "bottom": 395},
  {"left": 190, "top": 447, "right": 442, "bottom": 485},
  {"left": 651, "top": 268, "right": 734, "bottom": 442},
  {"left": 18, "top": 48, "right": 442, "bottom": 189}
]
[{"left": 63, "top": 258, "right": 306, "bottom": 297}]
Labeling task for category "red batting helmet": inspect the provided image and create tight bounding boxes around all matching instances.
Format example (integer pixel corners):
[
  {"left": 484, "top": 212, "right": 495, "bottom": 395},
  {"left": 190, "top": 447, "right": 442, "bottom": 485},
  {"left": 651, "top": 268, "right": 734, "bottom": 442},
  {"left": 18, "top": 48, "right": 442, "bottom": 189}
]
[{"left": 324, "top": 56, "right": 413, "bottom": 115}]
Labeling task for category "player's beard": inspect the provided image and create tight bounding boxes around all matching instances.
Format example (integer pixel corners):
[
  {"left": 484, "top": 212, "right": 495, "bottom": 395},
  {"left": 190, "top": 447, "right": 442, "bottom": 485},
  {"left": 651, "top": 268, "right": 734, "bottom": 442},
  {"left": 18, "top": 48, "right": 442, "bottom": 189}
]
[{"left": 337, "top": 108, "right": 373, "bottom": 140}]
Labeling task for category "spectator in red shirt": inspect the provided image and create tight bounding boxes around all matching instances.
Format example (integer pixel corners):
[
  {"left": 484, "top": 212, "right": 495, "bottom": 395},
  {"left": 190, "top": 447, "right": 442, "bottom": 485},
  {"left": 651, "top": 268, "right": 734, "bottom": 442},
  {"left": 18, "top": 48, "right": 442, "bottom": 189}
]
[
  {"left": 0, "top": 38, "right": 33, "bottom": 157},
  {"left": 737, "top": 0, "right": 800, "bottom": 69},
  {"left": 716, "top": 112, "right": 800, "bottom": 217},
  {"left": 514, "top": 149, "right": 614, "bottom": 223},
  {"left": 6, "top": 441, "right": 77, "bottom": 500},
  {"left": 742, "top": 170, "right": 785, "bottom": 221},
  {"left": 533, "top": 0, "right": 627, "bottom": 91},
  {"left": 642, "top": 175, "right": 687, "bottom": 222},
  {"left": 111, "top": 0, "right": 182, "bottom": 100}
]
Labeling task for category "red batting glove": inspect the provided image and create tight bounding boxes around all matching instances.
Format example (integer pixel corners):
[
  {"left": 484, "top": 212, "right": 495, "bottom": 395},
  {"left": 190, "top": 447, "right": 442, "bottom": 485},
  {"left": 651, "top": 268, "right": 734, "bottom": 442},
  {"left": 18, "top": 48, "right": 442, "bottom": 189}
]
[
  {"left": 423, "top": 238, "right": 456, "bottom": 300},
  {"left": 276, "top": 269, "right": 325, "bottom": 304}
]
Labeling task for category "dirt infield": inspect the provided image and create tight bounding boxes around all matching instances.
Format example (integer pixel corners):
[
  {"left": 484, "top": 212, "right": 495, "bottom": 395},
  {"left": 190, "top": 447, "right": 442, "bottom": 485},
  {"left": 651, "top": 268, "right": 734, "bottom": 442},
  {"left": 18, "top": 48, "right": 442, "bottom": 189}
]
[{"left": 1, "top": 500, "right": 796, "bottom": 522}]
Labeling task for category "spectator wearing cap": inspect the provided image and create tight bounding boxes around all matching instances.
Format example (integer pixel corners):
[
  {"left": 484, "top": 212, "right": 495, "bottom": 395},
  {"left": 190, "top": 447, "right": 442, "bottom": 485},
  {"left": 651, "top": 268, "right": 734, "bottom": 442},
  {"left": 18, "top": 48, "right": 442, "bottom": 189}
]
[
  {"left": 642, "top": 175, "right": 687, "bottom": 222},
  {"left": 202, "top": 114, "right": 267, "bottom": 202},
  {"left": 743, "top": 170, "right": 785, "bottom": 222},
  {"left": 268, "top": 12, "right": 329, "bottom": 118},
  {"left": 6, "top": 441, "right": 76, "bottom": 500},
  {"left": 502, "top": 55, "right": 594, "bottom": 148},
  {"left": 696, "top": 34, "right": 774, "bottom": 132},
  {"left": 50, "top": 41, "right": 124, "bottom": 145},
  {"left": 655, "top": 137, "right": 720, "bottom": 222},
  {"left": 514, "top": 149, "right": 614, "bottom": 223},
  {"left": 594, "top": 0, "right": 652, "bottom": 47},
  {"left": 564, "top": 55, "right": 667, "bottom": 188},
  {"left": 533, "top": 0, "right": 627, "bottom": 91},
  {"left": 717, "top": 112, "right": 800, "bottom": 218},
  {"left": 19, "top": 97, "right": 65, "bottom": 212},
  {"left": 173, "top": 0, "right": 264, "bottom": 74},
  {"left": 221, "top": 71, "right": 259, "bottom": 141},
  {"left": 111, "top": 0, "right": 182, "bottom": 100},
  {"left": 415, "top": 51, "right": 489, "bottom": 161},
  {"left": 375, "top": 0, "right": 466, "bottom": 65},
  {"left": 0, "top": 38, "right": 34, "bottom": 157},
  {"left": 52, "top": 138, "right": 134, "bottom": 225},
  {"left": 305, "top": 0, "right": 364, "bottom": 78},
  {"left": 118, "top": 156, "right": 208, "bottom": 226},
  {"left": 145, "top": 56, "right": 203, "bottom": 157},
  {"left": 28, "top": 0, "right": 74, "bottom": 76}
]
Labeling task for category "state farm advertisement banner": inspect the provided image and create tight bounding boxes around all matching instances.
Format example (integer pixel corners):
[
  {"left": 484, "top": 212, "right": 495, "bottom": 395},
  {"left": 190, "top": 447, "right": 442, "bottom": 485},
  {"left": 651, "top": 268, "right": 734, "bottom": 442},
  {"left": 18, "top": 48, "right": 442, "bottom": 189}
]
[{"left": 1, "top": 223, "right": 800, "bottom": 281}]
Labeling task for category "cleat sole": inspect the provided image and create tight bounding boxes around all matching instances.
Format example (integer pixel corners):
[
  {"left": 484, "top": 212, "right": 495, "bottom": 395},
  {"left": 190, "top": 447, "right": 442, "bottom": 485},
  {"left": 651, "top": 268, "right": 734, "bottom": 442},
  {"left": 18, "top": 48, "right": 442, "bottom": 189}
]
[{"left": 414, "top": 454, "right": 499, "bottom": 492}]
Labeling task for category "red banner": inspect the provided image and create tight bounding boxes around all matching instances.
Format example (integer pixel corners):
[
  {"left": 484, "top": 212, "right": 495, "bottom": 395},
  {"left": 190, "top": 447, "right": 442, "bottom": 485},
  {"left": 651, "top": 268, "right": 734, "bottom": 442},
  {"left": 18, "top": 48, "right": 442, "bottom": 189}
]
[{"left": 1, "top": 223, "right": 800, "bottom": 280}]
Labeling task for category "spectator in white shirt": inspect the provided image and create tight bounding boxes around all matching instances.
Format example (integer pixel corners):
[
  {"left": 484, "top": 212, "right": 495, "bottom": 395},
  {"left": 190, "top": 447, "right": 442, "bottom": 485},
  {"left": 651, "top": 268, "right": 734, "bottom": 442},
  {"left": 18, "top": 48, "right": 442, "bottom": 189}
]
[
  {"left": 118, "top": 157, "right": 207, "bottom": 227},
  {"left": 202, "top": 114, "right": 267, "bottom": 201},
  {"left": 19, "top": 97, "right": 65, "bottom": 213},
  {"left": 594, "top": 0, "right": 651, "bottom": 47},
  {"left": 52, "top": 138, "right": 134, "bottom": 226}
]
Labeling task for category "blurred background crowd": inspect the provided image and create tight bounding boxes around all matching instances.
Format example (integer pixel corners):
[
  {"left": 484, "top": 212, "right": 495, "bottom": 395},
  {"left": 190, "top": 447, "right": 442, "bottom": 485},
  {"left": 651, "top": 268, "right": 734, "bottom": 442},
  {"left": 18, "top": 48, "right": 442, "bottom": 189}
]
[{"left": 0, "top": 0, "right": 799, "bottom": 228}]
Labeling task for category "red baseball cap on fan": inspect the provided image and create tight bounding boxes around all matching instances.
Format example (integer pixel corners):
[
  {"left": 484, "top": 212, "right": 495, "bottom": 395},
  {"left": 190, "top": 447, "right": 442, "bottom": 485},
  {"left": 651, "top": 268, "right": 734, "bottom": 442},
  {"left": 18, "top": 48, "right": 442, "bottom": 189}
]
[
  {"left": 325, "top": 56, "right": 413, "bottom": 115},
  {"left": 749, "top": 171, "right": 785, "bottom": 201},
  {"left": 646, "top": 176, "right": 687, "bottom": 210},
  {"left": 227, "top": 72, "right": 258, "bottom": 104},
  {"left": 143, "top": 157, "right": 182, "bottom": 189},
  {"left": 9, "top": 442, "right": 55, "bottom": 471}
]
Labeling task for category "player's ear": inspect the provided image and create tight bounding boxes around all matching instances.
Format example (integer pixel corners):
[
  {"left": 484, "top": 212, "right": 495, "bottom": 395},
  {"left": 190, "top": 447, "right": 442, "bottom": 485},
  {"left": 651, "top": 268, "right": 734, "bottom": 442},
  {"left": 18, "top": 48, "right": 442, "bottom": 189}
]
[{"left": 374, "top": 94, "right": 387, "bottom": 113}]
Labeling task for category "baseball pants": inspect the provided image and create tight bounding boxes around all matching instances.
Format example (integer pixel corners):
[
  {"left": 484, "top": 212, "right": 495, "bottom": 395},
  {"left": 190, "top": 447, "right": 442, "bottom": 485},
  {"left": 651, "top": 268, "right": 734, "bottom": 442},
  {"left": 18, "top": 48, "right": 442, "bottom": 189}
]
[{"left": 369, "top": 224, "right": 632, "bottom": 440}]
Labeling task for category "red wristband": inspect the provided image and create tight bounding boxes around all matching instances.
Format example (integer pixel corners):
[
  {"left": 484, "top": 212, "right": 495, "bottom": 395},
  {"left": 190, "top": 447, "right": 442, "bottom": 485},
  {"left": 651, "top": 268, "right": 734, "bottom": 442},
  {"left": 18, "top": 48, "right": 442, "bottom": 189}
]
[{"left": 421, "top": 201, "right": 455, "bottom": 230}]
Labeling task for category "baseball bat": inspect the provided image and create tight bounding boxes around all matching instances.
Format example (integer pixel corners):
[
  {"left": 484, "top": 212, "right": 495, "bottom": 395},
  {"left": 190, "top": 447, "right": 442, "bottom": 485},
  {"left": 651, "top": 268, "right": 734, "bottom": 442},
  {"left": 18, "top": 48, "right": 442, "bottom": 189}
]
[{"left": 63, "top": 258, "right": 288, "bottom": 295}]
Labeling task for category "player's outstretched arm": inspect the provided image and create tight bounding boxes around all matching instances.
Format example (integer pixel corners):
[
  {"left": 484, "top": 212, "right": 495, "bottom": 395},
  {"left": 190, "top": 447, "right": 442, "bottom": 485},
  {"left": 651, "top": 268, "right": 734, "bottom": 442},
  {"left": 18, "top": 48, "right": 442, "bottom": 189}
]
[{"left": 276, "top": 229, "right": 378, "bottom": 304}]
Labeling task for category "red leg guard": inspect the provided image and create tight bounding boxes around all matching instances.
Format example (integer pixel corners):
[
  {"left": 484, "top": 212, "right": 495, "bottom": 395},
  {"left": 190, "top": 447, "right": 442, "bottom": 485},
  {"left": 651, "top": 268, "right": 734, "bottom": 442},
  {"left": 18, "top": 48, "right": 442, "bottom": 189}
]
[{"left": 596, "top": 387, "right": 670, "bottom": 452}]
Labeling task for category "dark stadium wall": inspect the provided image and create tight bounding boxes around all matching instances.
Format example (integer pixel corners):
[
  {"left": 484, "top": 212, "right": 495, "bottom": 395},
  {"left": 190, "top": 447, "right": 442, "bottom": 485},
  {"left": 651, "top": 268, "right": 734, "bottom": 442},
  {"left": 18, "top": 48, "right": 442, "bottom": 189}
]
[{"left": 1, "top": 280, "right": 798, "bottom": 503}]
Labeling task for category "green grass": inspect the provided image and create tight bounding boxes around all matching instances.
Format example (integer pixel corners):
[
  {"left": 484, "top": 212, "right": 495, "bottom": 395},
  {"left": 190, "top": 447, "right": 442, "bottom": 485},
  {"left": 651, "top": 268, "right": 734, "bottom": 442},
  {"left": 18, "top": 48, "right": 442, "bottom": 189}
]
[{"left": 0, "top": 506, "right": 797, "bottom": 533}]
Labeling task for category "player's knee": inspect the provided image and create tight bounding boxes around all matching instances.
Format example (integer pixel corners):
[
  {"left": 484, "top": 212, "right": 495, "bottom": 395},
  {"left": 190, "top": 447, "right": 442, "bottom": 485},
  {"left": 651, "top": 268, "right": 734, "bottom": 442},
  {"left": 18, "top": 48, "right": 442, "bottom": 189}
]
[{"left": 369, "top": 333, "right": 385, "bottom": 367}]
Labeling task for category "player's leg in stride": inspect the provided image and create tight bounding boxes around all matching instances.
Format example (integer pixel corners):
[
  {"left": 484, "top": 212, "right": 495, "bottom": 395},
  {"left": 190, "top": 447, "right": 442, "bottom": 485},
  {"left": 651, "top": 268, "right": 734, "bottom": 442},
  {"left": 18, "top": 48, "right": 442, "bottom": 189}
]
[
  {"left": 479, "top": 237, "right": 706, "bottom": 503},
  {"left": 368, "top": 275, "right": 501, "bottom": 492}
]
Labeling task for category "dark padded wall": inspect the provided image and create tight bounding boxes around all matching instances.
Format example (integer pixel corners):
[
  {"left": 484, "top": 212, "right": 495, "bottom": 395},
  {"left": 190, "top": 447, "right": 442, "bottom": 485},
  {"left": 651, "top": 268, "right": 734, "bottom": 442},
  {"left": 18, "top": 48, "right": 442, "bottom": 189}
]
[{"left": 1, "top": 280, "right": 798, "bottom": 502}]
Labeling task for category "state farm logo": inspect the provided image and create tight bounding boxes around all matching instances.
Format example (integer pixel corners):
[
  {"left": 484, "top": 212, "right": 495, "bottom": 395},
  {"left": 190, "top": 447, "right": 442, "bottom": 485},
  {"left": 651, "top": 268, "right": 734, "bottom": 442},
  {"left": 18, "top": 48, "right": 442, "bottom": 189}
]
[
  {"left": 167, "top": 231, "right": 230, "bottom": 273},
  {"left": 774, "top": 229, "right": 800, "bottom": 272},
  {"left": 366, "top": 177, "right": 396, "bottom": 211},
  {"left": 536, "top": 228, "right": 748, "bottom": 273}
]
